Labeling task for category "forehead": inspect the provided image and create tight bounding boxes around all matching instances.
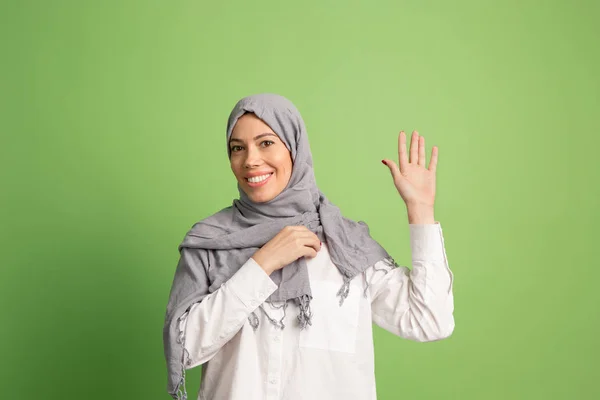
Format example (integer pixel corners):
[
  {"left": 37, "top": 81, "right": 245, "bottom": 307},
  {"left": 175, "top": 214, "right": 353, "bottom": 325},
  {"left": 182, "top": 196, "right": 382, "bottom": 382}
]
[{"left": 231, "top": 113, "right": 278, "bottom": 139}]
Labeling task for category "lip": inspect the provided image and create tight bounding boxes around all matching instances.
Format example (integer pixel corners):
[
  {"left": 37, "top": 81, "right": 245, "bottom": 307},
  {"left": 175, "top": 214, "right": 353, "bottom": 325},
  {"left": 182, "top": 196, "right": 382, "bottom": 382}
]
[
  {"left": 245, "top": 171, "right": 274, "bottom": 178},
  {"left": 245, "top": 172, "right": 273, "bottom": 188}
]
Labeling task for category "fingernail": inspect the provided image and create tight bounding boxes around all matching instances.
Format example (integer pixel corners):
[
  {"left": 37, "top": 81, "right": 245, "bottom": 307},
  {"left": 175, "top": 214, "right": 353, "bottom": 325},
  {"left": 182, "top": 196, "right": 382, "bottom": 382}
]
[{"left": 381, "top": 160, "right": 387, "bottom": 165}]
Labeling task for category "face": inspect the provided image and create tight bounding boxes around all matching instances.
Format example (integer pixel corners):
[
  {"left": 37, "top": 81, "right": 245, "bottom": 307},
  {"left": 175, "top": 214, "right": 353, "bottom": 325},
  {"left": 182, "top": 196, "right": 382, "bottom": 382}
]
[{"left": 229, "top": 113, "right": 293, "bottom": 203}]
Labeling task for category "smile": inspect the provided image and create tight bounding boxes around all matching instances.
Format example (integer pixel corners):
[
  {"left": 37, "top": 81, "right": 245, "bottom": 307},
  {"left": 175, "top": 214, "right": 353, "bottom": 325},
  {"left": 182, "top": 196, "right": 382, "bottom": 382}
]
[{"left": 245, "top": 173, "right": 273, "bottom": 187}]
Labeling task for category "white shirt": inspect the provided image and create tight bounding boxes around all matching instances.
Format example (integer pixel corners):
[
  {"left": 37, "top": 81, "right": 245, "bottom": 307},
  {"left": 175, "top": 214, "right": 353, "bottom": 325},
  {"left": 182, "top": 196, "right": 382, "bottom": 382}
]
[{"left": 178, "top": 222, "right": 454, "bottom": 400}]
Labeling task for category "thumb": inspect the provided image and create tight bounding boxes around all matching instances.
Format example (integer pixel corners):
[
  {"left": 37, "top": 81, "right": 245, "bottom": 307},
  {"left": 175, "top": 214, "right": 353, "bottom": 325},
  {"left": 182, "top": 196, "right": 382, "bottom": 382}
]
[{"left": 382, "top": 159, "right": 402, "bottom": 182}]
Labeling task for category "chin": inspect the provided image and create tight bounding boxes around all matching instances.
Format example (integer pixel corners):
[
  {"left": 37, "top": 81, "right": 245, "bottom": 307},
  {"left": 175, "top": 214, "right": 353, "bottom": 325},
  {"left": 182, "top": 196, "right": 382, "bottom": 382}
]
[{"left": 239, "top": 179, "right": 284, "bottom": 203}]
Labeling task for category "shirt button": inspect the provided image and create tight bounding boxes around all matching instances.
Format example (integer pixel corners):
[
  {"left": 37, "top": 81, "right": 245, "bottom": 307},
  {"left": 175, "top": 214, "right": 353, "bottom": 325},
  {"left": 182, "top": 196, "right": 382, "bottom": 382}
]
[
  {"left": 273, "top": 336, "right": 279, "bottom": 342},
  {"left": 258, "top": 292, "right": 264, "bottom": 297},
  {"left": 269, "top": 379, "right": 277, "bottom": 385},
  {"left": 250, "top": 300, "right": 257, "bottom": 307}
]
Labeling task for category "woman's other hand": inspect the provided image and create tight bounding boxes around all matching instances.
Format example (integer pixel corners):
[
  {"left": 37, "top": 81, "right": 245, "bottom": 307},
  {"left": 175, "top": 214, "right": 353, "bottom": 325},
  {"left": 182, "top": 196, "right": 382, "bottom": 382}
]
[
  {"left": 251, "top": 226, "right": 321, "bottom": 276},
  {"left": 382, "top": 131, "right": 438, "bottom": 209}
]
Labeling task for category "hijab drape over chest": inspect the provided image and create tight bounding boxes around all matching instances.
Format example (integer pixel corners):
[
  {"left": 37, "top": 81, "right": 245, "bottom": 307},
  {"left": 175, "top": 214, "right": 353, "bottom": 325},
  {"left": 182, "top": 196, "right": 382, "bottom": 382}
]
[{"left": 163, "top": 93, "right": 394, "bottom": 399}]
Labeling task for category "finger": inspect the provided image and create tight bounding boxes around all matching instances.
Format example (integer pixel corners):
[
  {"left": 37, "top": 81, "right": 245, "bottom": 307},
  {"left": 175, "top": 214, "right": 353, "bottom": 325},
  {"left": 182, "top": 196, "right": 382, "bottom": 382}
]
[
  {"left": 429, "top": 146, "right": 438, "bottom": 174},
  {"left": 294, "top": 228, "right": 319, "bottom": 240},
  {"left": 302, "top": 237, "right": 321, "bottom": 256},
  {"left": 418, "top": 135, "right": 426, "bottom": 167},
  {"left": 298, "top": 227, "right": 320, "bottom": 239},
  {"left": 304, "top": 247, "right": 318, "bottom": 258},
  {"left": 292, "top": 225, "right": 317, "bottom": 232},
  {"left": 382, "top": 158, "right": 402, "bottom": 182},
  {"left": 309, "top": 232, "right": 322, "bottom": 248},
  {"left": 398, "top": 131, "right": 408, "bottom": 172},
  {"left": 410, "top": 131, "right": 419, "bottom": 164},
  {"left": 296, "top": 230, "right": 322, "bottom": 247}
]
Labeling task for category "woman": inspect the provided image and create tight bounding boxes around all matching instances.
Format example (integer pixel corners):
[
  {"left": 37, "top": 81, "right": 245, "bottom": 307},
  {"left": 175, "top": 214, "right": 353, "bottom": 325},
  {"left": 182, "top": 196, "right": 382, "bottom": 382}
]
[{"left": 163, "top": 93, "right": 454, "bottom": 400}]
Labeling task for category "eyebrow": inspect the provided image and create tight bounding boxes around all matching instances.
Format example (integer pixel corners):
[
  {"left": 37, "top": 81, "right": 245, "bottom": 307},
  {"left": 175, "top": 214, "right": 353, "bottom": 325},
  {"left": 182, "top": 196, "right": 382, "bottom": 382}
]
[{"left": 229, "top": 133, "right": 277, "bottom": 144}]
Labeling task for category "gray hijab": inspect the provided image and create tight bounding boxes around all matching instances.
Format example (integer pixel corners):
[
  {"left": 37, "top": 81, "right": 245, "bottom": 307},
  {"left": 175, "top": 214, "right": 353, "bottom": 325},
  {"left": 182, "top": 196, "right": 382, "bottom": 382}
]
[{"left": 163, "top": 93, "right": 394, "bottom": 399}]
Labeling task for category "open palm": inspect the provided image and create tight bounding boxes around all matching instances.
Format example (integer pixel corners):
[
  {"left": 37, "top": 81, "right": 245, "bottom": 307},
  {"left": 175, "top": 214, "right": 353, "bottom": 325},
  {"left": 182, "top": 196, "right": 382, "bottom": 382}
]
[{"left": 382, "top": 131, "right": 438, "bottom": 208}]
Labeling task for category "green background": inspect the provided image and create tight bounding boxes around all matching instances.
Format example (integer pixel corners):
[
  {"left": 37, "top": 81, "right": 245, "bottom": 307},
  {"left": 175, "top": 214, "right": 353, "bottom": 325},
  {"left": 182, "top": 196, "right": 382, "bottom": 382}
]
[{"left": 2, "top": 1, "right": 598, "bottom": 399}]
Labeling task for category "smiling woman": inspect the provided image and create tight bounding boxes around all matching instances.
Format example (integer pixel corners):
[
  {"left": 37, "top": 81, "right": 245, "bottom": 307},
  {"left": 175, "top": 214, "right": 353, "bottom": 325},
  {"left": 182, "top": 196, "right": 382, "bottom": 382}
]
[
  {"left": 228, "top": 113, "right": 293, "bottom": 204},
  {"left": 163, "top": 93, "right": 454, "bottom": 400}
]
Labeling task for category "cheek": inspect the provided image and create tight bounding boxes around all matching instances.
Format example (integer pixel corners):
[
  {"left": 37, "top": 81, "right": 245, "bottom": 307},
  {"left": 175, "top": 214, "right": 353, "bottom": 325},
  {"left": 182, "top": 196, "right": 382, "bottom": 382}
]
[
  {"left": 274, "top": 153, "right": 291, "bottom": 170},
  {"left": 278, "top": 157, "right": 293, "bottom": 181},
  {"left": 231, "top": 162, "right": 243, "bottom": 179}
]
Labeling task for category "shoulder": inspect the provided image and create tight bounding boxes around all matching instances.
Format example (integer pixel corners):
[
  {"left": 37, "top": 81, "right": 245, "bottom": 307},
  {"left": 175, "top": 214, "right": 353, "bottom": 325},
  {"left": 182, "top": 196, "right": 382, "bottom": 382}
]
[
  {"left": 188, "top": 206, "right": 234, "bottom": 235},
  {"left": 178, "top": 206, "right": 234, "bottom": 251}
]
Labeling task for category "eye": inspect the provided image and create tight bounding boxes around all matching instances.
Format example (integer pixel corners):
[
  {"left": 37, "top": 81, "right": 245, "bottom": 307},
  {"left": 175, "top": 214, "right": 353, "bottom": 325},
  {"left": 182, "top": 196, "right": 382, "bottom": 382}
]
[
  {"left": 261, "top": 140, "right": 275, "bottom": 147},
  {"left": 230, "top": 145, "right": 242, "bottom": 152}
]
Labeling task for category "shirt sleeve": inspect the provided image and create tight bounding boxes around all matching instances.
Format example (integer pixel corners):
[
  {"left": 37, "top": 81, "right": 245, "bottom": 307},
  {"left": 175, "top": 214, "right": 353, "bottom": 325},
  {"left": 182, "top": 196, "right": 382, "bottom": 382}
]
[
  {"left": 178, "top": 257, "right": 278, "bottom": 369},
  {"left": 367, "top": 221, "right": 455, "bottom": 342}
]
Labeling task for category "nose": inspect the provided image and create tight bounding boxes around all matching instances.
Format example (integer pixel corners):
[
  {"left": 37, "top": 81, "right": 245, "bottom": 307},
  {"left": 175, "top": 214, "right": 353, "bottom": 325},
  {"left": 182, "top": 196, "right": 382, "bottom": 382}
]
[{"left": 243, "top": 145, "right": 263, "bottom": 169}]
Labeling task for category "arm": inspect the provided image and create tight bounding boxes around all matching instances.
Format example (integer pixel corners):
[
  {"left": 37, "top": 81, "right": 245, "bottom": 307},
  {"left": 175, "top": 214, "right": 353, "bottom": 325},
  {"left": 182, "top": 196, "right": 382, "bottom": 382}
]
[
  {"left": 368, "top": 222, "right": 454, "bottom": 342},
  {"left": 179, "top": 257, "right": 278, "bottom": 369}
]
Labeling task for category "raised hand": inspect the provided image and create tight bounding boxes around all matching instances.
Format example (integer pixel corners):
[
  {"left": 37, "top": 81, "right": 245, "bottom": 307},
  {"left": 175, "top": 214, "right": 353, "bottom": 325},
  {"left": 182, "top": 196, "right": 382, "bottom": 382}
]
[{"left": 382, "top": 131, "right": 438, "bottom": 209}]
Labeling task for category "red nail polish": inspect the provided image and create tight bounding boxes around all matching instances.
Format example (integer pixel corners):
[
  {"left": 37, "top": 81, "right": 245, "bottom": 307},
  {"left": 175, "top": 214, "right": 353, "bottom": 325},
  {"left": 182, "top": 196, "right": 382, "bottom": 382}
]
[{"left": 381, "top": 160, "right": 386, "bottom": 165}]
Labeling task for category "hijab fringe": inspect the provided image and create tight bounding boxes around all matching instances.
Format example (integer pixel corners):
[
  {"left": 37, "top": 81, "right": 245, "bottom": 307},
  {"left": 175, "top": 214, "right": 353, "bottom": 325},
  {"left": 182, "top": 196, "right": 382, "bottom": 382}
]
[
  {"left": 173, "top": 318, "right": 189, "bottom": 400},
  {"left": 296, "top": 294, "right": 313, "bottom": 329},
  {"left": 247, "top": 297, "right": 303, "bottom": 330},
  {"left": 362, "top": 255, "right": 401, "bottom": 299},
  {"left": 336, "top": 278, "right": 351, "bottom": 306},
  {"left": 248, "top": 255, "right": 402, "bottom": 332}
]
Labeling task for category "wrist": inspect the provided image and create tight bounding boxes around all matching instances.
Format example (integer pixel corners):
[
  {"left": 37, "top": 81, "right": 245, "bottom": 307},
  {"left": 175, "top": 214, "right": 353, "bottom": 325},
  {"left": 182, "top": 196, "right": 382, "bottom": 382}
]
[
  {"left": 251, "top": 252, "right": 275, "bottom": 276},
  {"left": 260, "top": 264, "right": 275, "bottom": 276},
  {"left": 406, "top": 203, "right": 435, "bottom": 224}
]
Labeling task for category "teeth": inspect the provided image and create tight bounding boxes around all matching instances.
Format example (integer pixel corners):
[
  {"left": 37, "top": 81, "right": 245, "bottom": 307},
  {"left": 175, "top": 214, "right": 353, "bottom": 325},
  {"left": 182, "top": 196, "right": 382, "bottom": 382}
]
[{"left": 247, "top": 173, "right": 272, "bottom": 183}]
